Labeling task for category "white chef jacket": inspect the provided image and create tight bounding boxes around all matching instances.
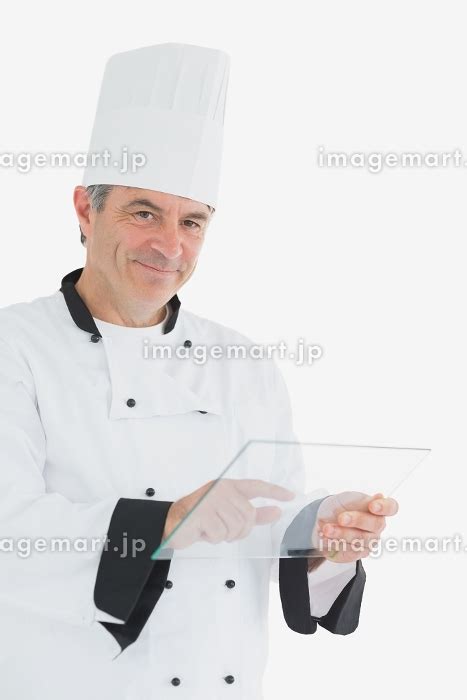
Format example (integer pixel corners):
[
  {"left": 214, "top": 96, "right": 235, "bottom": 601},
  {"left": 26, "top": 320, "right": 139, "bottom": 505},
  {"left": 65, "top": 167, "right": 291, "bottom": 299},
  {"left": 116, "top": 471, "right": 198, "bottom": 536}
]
[{"left": 0, "top": 268, "right": 366, "bottom": 700}]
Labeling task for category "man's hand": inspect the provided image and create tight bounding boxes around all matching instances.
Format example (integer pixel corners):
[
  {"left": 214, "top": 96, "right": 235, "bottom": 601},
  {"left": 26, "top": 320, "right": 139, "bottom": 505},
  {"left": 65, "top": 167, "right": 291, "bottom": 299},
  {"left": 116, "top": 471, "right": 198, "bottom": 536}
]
[
  {"left": 310, "top": 491, "right": 399, "bottom": 564},
  {"left": 162, "top": 478, "right": 296, "bottom": 549}
]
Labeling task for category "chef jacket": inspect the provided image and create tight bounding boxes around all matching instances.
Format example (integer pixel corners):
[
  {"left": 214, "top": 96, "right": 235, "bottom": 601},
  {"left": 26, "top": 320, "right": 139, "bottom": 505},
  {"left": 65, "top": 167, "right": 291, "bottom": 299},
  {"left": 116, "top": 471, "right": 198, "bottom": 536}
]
[{"left": 0, "top": 268, "right": 366, "bottom": 700}]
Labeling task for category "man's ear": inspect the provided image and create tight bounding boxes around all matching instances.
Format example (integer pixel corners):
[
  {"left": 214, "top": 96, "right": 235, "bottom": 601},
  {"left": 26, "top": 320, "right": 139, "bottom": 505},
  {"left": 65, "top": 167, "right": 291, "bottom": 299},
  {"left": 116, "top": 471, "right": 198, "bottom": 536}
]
[{"left": 74, "top": 185, "right": 93, "bottom": 242}]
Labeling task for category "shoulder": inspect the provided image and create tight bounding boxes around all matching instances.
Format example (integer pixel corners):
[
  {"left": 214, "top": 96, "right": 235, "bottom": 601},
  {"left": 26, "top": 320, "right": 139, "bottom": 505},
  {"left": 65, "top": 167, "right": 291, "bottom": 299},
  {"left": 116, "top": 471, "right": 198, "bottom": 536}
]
[{"left": 0, "top": 291, "right": 65, "bottom": 348}]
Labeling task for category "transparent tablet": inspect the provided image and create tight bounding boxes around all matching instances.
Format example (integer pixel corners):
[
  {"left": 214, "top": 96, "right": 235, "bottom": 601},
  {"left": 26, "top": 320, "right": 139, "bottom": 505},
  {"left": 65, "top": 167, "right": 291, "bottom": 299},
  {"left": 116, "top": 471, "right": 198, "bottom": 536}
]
[{"left": 150, "top": 441, "right": 430, "bottom": 561}]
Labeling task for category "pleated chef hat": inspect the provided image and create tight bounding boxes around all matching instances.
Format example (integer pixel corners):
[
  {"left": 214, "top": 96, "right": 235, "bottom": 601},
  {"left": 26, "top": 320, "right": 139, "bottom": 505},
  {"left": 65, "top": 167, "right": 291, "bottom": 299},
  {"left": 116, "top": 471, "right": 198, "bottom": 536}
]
[{"left": 82, "top": 42, "right": 230, "bottom": 209}]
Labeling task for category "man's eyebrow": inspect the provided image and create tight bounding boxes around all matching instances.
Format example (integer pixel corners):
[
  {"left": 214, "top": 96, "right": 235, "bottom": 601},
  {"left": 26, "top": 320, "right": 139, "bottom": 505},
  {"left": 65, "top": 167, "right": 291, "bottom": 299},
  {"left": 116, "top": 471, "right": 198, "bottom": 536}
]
[{"left": 124, "top": 198, "right": 210, "bottom": 221}]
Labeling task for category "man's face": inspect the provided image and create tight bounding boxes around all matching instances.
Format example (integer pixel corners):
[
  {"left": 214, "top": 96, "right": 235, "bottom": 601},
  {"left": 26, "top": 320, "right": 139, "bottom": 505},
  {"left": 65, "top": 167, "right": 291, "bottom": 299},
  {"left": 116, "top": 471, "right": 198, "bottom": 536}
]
[{"left": 77, "top": 185, "right": 212, "bottom": 308}]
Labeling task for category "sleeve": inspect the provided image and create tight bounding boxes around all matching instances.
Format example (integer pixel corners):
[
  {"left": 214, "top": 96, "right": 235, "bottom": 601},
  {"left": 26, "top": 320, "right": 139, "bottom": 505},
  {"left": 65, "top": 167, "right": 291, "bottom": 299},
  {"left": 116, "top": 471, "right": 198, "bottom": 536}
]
[
  {"left": 93, "top": 497, "right": 173, "bottom": 654},
  {"left": 279, "top": 497, "right": 360, "bottom": 617},
  {"left": 268, "top": 360, "right": 366, "bottom": 634},
  {"left": 280, "top": 557, "right": 366, "bottom": 634},
  {"left": 0, "top": 337, "right": 173, "bottom": 657},
  {"left": 307, "top": 560, "right": 358, "bottom": 617}
]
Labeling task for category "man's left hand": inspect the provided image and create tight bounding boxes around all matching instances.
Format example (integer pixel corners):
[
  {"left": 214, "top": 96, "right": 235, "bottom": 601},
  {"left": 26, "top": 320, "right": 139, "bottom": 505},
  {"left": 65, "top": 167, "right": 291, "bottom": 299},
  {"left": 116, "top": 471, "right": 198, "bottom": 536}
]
[{"left": 310, "top": 491, "right": 399, "bottom": 564}]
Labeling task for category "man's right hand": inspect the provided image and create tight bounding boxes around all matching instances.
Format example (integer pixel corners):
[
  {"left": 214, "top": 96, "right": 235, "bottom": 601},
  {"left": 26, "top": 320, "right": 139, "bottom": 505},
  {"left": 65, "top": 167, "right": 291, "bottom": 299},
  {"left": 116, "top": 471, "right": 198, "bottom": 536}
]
[{"left": 162, "top": 478, "right": 296, "bottom": 549}]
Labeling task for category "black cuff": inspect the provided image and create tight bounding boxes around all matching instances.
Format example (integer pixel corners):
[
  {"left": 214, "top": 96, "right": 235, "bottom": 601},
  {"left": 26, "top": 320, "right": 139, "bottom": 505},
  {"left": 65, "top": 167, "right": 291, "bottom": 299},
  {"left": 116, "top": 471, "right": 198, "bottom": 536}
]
[
  {"left": 279, "top": 556, "right": 365, "bottom": 636},
  {"left": 279, "top": 554, "right": 318, "bottom": 634},
  {"left": 279, "top": 497, "right": 327, "bottom": 556},
  {"left": 315, "top": 559, "right": 366, "bottom": 634},
  {"left": 94, "top": 498, "right": 173, "bottom": 652},
  {"left": 277, "top": 497, "right": 327, "bottom": 634}
]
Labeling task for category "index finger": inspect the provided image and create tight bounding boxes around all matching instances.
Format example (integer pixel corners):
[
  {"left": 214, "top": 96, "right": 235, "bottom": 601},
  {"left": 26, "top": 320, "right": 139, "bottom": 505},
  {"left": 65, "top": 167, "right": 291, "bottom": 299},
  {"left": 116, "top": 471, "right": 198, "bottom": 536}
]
[{"left": 234, "top": 478, "right": 296, "bottom": 501}]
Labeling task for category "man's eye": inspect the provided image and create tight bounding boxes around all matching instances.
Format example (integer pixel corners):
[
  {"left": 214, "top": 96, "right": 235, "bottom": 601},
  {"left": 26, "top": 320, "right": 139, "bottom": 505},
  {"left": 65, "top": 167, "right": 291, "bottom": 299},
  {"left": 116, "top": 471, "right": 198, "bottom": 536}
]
[
  {"left": 184, "top": 220, "right": 200, "bottom": 229},
  {"left": 135, "top": 211, "right": 153, "bottom": 221}
]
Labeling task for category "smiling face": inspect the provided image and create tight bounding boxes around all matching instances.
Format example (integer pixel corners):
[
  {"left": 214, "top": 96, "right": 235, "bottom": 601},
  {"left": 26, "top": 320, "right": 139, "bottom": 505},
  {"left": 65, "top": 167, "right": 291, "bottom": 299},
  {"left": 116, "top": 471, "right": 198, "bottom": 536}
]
[{"left": 74, "top": 185, "right": 212, "bottom": 317}]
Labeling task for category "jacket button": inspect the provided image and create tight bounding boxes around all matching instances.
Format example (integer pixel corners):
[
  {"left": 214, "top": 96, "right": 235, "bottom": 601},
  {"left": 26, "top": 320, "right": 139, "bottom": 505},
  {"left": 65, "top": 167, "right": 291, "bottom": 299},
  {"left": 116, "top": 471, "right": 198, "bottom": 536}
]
[
  {"left": 198, "top": 410, "right": 207, "bottom": 414},
  {"left": 90, "top": 334, "right": 100, "bottom": 343},
  {"left": 225, "top": 579, "right": 236, "bottom": 589},
  {"left": 145, "top": 487, "right": 155, "bottom": 497},
  {"left": 224, "top": 675, "right": 235, "bottom": 684},
  {"left": 183, "top": 339, "right": 192, "bottom": 348},
  {"left": 165, "top": 580, "right": 173, "bottom": 589},
  {"left": 171, "top": 677, "right": 181, "bottom": 686},
  {"left": 126, "top": 398, "right": 136, "bottom": 407}
]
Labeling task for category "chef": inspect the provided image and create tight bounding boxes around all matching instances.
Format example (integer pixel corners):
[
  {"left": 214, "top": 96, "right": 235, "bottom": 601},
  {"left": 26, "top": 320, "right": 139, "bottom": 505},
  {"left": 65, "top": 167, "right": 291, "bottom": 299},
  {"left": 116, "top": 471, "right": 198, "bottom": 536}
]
[{"left": 0, "top": 43, "right": 398, "bottom": 699}]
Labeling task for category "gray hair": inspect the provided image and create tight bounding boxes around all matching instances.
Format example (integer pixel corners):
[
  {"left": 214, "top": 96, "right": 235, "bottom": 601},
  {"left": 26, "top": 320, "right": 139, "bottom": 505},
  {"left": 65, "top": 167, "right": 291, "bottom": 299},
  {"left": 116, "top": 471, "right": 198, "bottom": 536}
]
[
  {"left": 80, "top": 184, "right": 114, "bottom": 245},
  {"left": 79, "top": 184, "right": 214, "bottom": 246}
]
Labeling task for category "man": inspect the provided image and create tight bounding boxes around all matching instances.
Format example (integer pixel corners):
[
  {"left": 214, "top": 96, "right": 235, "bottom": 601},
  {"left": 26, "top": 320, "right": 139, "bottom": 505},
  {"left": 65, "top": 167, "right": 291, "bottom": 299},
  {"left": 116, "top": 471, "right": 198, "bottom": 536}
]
[{"left": 0, "top": 43, "right": 398, "bottom": 699}]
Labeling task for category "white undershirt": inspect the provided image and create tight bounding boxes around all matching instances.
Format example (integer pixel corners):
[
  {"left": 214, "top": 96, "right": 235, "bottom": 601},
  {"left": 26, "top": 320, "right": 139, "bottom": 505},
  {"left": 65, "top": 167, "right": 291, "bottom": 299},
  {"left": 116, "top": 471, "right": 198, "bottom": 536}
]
[{"left": 92, "top": 304, "right": 170, "bottom": 339}]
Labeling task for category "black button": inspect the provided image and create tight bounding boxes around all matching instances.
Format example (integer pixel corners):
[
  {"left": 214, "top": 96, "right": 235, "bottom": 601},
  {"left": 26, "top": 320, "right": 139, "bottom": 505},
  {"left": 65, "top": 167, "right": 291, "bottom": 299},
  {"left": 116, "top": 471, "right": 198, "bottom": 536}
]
[
  {"left": 198, "top": 410, "right": 207, "bottom": 414},
  {"left": 126, "top": 398, "right": 136, "bottom": 408},
  {"left": 171, "top": 677, "right": 181, "bottom": 686},
  {"left": 225, "top": 579, "right": 236, "bottom": 589},
  {"left": 183, "top": 339, "right": 192, "bottom": 348},
  {"left": 165, "top": 580, "right": 173, "bottom": 589},
  {"left": 224, "top": 675, "right": 235, "bottom": 684},
  {"left": 145, "top": 487, "right": 155, "bottom": 497},
  {"left": 90, "top": 334, "right": 100, "bottom": 343}
]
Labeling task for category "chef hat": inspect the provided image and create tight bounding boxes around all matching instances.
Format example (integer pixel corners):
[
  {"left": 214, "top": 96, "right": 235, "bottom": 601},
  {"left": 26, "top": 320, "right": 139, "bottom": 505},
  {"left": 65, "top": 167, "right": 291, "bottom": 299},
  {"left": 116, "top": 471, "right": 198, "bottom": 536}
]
[{"left": 82, "top": 42, "right": 230, "bottom": 209}]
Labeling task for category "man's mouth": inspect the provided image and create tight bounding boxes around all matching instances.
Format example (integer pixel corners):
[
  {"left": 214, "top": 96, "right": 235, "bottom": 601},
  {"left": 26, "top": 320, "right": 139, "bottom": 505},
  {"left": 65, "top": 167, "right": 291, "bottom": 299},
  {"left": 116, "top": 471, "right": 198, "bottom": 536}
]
[{"left": 134, "top": 260, "right": 178, "bottom": 275}]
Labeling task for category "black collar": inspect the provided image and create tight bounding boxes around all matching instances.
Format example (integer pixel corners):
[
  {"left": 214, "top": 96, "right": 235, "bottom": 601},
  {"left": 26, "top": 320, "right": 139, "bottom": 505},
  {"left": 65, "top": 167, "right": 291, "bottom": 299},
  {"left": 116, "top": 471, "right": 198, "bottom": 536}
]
[{"left": 59, "top": 268, "right": 181, "bottom": 337}]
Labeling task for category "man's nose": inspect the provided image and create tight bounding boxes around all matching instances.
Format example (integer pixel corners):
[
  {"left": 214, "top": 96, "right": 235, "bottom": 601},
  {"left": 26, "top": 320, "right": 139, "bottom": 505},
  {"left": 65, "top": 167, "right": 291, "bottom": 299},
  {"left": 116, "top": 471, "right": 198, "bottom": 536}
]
[{"left": 148, "top": 221, "right": 183, "bottom": 259}]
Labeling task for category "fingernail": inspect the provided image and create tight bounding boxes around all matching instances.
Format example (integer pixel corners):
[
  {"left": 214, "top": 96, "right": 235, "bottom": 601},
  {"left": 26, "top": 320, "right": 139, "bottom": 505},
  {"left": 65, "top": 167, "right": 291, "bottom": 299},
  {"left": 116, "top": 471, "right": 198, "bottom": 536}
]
[
  {"left": 372, "top": 501, "right": 382, "bottom": 512},
  {"left": 340, "top": 513, "right": 351, "bottom": 525}
]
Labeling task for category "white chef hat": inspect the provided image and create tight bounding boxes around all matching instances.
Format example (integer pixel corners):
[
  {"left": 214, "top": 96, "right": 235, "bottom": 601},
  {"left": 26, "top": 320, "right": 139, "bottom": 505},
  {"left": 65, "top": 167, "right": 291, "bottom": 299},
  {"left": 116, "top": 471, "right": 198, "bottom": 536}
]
[{"left": 82, "top": 42, "right": 230, "bottom": 209}]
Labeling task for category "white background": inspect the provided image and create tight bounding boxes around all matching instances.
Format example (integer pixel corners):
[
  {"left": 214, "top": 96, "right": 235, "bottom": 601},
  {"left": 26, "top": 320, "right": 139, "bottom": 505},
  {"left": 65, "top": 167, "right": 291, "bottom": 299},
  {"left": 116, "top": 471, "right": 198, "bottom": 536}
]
[{"left": 0, "top": 1, "right": 466, "bottom": 697}]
